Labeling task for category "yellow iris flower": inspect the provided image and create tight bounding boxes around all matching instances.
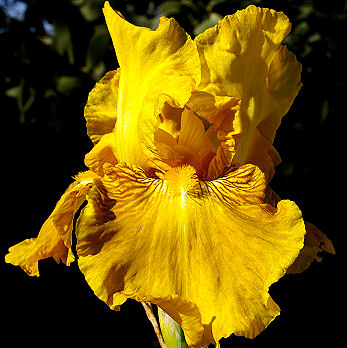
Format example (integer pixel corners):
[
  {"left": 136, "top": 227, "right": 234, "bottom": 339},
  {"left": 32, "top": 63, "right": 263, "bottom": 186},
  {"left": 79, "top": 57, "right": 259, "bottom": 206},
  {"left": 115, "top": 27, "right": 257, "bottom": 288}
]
[{"left": 5, "top": 2, "right": 335, "bottom": 347}]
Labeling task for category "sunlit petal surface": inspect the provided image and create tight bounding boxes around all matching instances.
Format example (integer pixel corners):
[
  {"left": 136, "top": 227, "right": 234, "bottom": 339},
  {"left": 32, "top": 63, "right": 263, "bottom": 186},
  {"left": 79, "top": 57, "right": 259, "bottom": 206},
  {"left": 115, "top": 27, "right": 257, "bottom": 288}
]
[{"left": 76, "top": 163, "right": 305, "bottom": 346}]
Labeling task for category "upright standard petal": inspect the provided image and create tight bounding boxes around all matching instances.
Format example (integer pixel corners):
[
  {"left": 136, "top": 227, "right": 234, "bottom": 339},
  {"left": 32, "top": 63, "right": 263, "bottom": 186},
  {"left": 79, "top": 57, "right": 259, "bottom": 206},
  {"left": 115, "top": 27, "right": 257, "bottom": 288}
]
[
  {"left": 155, "top": 107, "right": 217, "bottom": 180},
  {"left": 103, "top": 1, "right": 201, "bottom": 171},
  {"left": 76, "top": 163, "right": 305, "bottom": 346},
  {"left": 189, "top": 6, "right": 302, "bottom": 180},
  {"left": 5, "top": 171, "right": 98, "bottom": 276}
]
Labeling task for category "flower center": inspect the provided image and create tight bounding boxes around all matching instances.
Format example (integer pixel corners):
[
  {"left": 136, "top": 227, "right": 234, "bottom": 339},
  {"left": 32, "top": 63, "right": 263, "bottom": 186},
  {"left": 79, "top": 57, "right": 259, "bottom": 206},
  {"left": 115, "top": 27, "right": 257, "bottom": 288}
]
[{"left": 163, "top": 165, "right": 199, "bottom": 196}]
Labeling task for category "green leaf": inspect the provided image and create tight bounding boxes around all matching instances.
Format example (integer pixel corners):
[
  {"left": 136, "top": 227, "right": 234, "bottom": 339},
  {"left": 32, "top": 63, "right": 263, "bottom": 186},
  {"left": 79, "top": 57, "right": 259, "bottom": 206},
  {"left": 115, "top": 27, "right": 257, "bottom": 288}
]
[
  {"left": 57, "top": 76, "right": 82, "bottom": 95},
  {"left": 80, "top": 0, "right": 103, "bottom": 22},
  {"left": 158, "top": 1, "right": 182, "bottom": 17},
  {"left": 85, "top": 25, "right": 110, "bottom": 71},
  {"left": 193, "top": 12, "right": 222, "bottom": 36},
  {"left": 5, "top": 85, "right": 22, "bottom": 98},
  {"left": 54, "top": 22, "right": 74, "bottom": 65}
]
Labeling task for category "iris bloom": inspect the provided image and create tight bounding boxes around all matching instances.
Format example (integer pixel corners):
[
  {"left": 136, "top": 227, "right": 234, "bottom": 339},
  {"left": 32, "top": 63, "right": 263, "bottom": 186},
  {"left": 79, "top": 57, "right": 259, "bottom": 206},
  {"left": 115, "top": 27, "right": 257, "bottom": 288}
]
[{"left": 5, "top": 2, "right": 334, "bottom": 347}]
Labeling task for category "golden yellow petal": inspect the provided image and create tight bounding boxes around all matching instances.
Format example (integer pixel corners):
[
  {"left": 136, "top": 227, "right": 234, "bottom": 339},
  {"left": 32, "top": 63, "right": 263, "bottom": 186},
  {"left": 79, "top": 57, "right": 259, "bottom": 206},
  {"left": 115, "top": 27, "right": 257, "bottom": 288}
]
[
  {"left": 155, "top": 108, "right": 218, "bottom": 179},
  {"left": 84, "top": 133, "right": 118, "bottom": 176},
  {"left": 84, "top": 69, "right": 119, "bottom": 144},
  {"left": 5, "top": 171, "right": 98, "bottom": 276},
  {"left": 244, "top": 128, "right": 282, "bottom": 180},
  {"left": 265, "top": 187, "right": 335, "bottom": 273},
  {"left": 154, "top": 129, "right": 182, "bottom": 168},
  {"left": 245, "top": 45, "right": 302, "bottom": 179},
  {"left": 76, "top": 163, "right": 305, "bottom": 346},
  {"left": 178, "top": 108, "right": 215, "bottom": 155},
  {"left": 158, "top": 102, "right": 183, "bottom": 142},
  {"left": 189, "top": 6, "right": 302, "bottom": 180},
  {"left": 205, "top": 102, "right": 242, "bottom": 180},
  {"left": 103, "top": 1, "right": 201, "bottom": 171},
  {"left": 195, "top": 6, "right": 291, "bottom": 100}
]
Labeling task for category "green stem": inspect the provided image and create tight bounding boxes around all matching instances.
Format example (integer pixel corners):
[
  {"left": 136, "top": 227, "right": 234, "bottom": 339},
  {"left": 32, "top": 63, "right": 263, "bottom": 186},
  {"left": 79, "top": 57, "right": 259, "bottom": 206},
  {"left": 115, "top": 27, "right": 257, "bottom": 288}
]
[{"left": 141, "top": 302, "right": 167, "bottom": 348}]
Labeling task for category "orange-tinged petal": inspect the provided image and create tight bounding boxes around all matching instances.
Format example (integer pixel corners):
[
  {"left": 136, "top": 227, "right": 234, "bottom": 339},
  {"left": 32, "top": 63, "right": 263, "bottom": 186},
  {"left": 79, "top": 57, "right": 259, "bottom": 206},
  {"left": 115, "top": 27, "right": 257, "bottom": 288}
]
[
  {"left": 76, "top": 163, "right": 305, "bottom": 346},
  {"left": 5, "top": 171, "right": 98, "bottom": 276},
  {"left": 178, "top": 108, "right": 215, "bottom": 155},
  {"left": 158, "top": 102, "right": 183, "bottom": 142},
  {"left": 84, "top": 69, "right": 119, "bottom": 144},
  {"left": 189, "top": 6, "right": 302, "bottom": 180},
  {"left": 103, "top": 1, "right": 201, "bottom": 171},
  {"left": 155, "top": 108, "right": 218, "bottom": 179}
]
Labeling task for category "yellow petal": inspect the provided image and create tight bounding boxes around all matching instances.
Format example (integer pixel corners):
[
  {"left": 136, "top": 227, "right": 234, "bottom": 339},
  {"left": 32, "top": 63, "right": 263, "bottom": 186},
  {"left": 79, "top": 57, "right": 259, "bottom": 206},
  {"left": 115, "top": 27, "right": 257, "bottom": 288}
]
[
  {"left": 244, "top": 128, "right": 282, "bottom": 180},
  {"left": 265, "top": 187, "right": 335, "bottom": 273},
  {"left": 178, "top": 108, "right": 215, "bottom": 155},
  {"left": 205, "top": 101, "right": 242, "bottom": 180},
  {"left": 76, "top": 163, "right": 305, "bottom": 346},
  {"left": 158, "top": 102, "right": 183, "bottom": 142},
  {"left": 245, "top": 45, "right": 302, "bottom": 179},
  {"left": 189, "top": 6, "right": 302, "bottom": 179},
  {"left": 84, "top": 133, "right": 118, "bottom": 176},
  {"left": 84, "top": 69, "right": 119, "bottom": 175},
  {"left": 5, "top": 171, "right": 98, "bottom": 276},
  {"left": 155, "top": 107, "right": 218, "bottom": 179},
  {"left": 84, "top": 69, "right": 119, "bottom": 144},
  {"left": 103, "top": 1, "right": 201, "bottom": 171}
]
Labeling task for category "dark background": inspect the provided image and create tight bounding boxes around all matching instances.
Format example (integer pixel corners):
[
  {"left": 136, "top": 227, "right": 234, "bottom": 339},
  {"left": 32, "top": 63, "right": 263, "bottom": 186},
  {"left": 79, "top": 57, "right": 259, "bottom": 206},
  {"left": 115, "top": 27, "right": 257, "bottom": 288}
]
[{"left": 1, "top": 0, "right": 344, "bottom": 347}]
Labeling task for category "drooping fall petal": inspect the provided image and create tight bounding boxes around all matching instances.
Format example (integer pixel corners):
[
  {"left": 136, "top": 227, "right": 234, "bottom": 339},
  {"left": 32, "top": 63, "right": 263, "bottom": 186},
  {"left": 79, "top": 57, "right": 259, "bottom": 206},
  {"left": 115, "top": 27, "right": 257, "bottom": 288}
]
[
  {"left": 265, "top": 187, "right": 335, "bottom": 273},
  {"left": 188, "top": 6, "right": 302, "bottom": 180},
  {"left": 5, "top": 171, "right": 98, "bottom": 276},
  {"left": 76, "top": 163, "right": 305, "bottom": 346},
  {"left": 103, "top": 1, "right": 201, "bottom": 171}
]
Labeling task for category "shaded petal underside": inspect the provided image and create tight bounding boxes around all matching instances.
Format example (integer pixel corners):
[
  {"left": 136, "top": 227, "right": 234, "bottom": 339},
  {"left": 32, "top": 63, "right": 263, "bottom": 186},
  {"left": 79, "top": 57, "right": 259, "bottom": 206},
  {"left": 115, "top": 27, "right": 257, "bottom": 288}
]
[
  {"left": 76, "top": 163, "right": 305, "bottom": 346},
  {"left": 84, "top": 69, "right": 119, "bottom": 175},
  {"left": 287, "top": 222, "right": 335, "bottom": 274},
  {"left": 84, "top": 69, "right": 119, "bottom": 145}
]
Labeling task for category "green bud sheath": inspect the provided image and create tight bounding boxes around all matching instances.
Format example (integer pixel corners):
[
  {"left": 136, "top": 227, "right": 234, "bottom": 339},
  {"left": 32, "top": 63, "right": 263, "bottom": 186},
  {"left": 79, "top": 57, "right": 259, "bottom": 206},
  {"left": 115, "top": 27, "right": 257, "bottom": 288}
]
[{"left": 158, "top": 307, "right": 189, "bottom": 348}]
